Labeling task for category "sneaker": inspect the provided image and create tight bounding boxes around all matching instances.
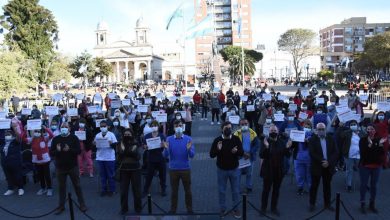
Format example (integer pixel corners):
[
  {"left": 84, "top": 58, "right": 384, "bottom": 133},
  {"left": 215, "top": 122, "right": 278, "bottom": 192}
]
[
  {"left": 217, "top": 122, "right": 221, "bottom": 125},
  {"left": 46, "top": 189, "right": 53, "bottom": 196},
  {"left": 18, "top": 189, "right": 24, "bottom": 196},
  {"left": 89, "top": 173, "right": 94, "bottom": 178},
  {"left": 36, "top": 188, "right": 47, "bottom": 196},
  {"left": 233, "top": 210, "right": 242, "bottom": 219},
  {"left": 211, "top": 122, "right": 214, "bottom": 125},
  {"left": 204, "top": 118, "right": 207, "bottom": 121},
  {"left": 4, "top": 190, "right": 14, "bottom": 196}
]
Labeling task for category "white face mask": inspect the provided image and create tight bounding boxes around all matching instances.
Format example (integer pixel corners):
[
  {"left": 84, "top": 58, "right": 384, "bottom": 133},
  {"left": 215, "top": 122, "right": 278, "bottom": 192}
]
[
  {"left": 266, "top": 119, "right": 272, "bottom": 124},
  {"left": 34, "top": 132, "right": 41, "bottom": 138},
  {"left": 175, "top": 126, "right": 183, "bottom": 134},
  {"left": 176, "top": 116, "right": 181, "bottom": 120},
  {"left": 79, "top": 123, "right": 85, "bottom": 128},
  {"left": 113, "top": 121, "right": 119, "bottom": 126},
  {"left": 100, "top": 127, "right": 108, "bottom": 133},
  {"left": 151, "top": 127, "right": 158, "bottom": 132}
]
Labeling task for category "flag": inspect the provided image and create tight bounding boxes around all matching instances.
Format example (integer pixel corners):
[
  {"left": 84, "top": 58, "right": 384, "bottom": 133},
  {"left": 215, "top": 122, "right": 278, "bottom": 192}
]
[
  {"left": 185, "top": 15, "right": 213, "bottom": 39},
  {"left": 166, "top": 3, "right": 184, "bottom": 30}
]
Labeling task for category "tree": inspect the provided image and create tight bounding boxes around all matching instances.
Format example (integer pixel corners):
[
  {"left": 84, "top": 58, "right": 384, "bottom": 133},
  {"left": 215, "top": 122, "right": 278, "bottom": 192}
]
[
  {"left": 69, "top": 52, "right": 113, "bottom": 82},
  {"left": 0, "top": 0, "right": 59, "bottom": 85},
  {"left": 219, "top": 45, "right": 262, "bottom": 79},
  {"left": 93, "top": 57, "right": 113, "bottom": 79},
  {"left": 362, "top": 32, "right": 390, "bottom": 72},
  {"left": 0, "top": 50, "right": 35, "bottom": 98},
  {"left": 47, "top": 55, "right": 72, "bottom": 84},
  {"left": 277, "top": 28, "right": 316, "bottom": 79}
]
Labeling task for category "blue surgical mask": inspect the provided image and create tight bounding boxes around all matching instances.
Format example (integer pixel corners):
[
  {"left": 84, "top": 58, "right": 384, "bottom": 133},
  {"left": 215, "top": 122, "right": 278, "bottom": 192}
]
[
  {"left": 60, "top": 128, "right": 69, "bottom": 136},
  {"left": 113, "top": 121, "right": 119, "bottom": 126},
  {"left": 175, "top": 127, "right": 183, "bottom": 134},
  {"left": 100, "top": 127, "right": 108, "bottom": 133}
]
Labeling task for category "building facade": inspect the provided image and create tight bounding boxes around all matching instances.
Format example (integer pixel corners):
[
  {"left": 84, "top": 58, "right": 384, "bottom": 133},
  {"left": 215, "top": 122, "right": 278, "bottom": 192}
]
[
  {"left": 93, "top": 17, "right": 163, "bottom": 83},
  {"left": 194, "top": 0, "right": 252, "bottom": 71},
  {"left": 320, "top": 17, "right": 390, "bottom": 70}
]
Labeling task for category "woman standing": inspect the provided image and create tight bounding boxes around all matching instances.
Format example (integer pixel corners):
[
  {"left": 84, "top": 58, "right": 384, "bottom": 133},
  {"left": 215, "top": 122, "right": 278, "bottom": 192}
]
[
  {"left": 117, "top": 129, "right": 142, "bottom": 215},
  {"left": 359, "top": 125, "right": 385, "bottom": 214},
  {"left": 201, "top": 92, "right": 210, "bottom": 120}
]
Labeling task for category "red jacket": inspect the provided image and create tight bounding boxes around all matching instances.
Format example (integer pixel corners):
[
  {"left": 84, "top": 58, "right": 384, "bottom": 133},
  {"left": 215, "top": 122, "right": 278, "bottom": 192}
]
[
  {"left": 23, "top": 128, "right": 54, "bottom": 163},
  {"left": 193, "top": 93, "right": 201, "bottom": 104},
  {"left": 218, "top": 93, "right": 226, "bottom": 104}
]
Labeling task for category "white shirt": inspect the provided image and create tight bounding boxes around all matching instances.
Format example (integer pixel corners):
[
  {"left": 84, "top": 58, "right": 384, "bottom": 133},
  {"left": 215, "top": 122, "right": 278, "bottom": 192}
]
[
  {"left": 143, "top": 124, "right": 153, "bottom": 136},
  {"left": 94, "top": 131, "right": 117, "bottom": 161},
  {"left": 349, "top": 132, "right": 360, "bottom": 159}
]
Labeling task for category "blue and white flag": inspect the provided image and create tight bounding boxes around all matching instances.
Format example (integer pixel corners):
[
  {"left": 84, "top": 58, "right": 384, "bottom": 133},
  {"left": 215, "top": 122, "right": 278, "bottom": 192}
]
[{"left": 185, "top": 15, "right": 213, "bottom": 39}]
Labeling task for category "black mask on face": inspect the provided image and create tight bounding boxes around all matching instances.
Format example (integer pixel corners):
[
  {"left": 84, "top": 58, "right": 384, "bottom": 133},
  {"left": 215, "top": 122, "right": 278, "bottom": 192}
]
[
  {"left": 223, "top": 128, "right": 232, "bottom": 137},
  {"left": 123, "top": 136, "right": 133, "bottom": 142},
  {"left": 269, "top": 132, "right": 278, "bottom": 138}
]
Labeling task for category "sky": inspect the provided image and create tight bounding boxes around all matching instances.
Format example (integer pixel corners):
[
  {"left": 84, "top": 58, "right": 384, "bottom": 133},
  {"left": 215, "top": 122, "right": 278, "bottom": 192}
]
[{"left": 1, "top": 0, "right": 390, "bottom": 59}]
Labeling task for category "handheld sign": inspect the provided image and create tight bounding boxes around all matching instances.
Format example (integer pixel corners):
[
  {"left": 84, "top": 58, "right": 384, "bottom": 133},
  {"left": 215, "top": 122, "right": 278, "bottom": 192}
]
[
  {"left": 108, "top": 93, "right": 116, "bottom": 99},
  {"left": 146, "top": 137, "right": 162, "bottom": 150},
  {"left": 238, "top": 158, "right": 251, "bottom": 169},
  {"left": 75, "top": 131, "right": 86, "bottom": 141},
  {"left": 122, "top": 99, "right": 131, "bottom": 106},
  {"left": 144, "top": 98, "right": 152, "bottom": 105},
  {"left": 87, "top": 106, "right": 98, "bottom": 114},
  {"left": 228, "top": 115, "right": 240, "bottom": 125},
  {"left": 262, "top": 94, "right": 271, "bottom": 101},
  {"left": 75, "top": 94, "right": 85, "bottom": 100},
  {"left": 95, "top": 119, "right": 104, "bottom": 128},
  {"left": 316, "top": 98, "right": 325, "bottom": 105},
  {"left": 138, "top": 105, "right": 149, "bottom": 113},
  {"left": 21, "top": 108, "right": 32, "bottom": 115},
  {"left": 274, "top": 113, "right": 285, "bottom": 122},
  {"left": 45, "top": 106, "right": 59, "bottom": 116},
  {"left": 290, "top": 130, "right": 305, "bottom": 142},
  {"left": 241, "top": 96, "right": 248, "bottom": 102},
  {"left": 246, "top": 105, "right": 255, "bottom": 112},
  {"left": 111, "top": 100, "right": 121, "bottom": 109},
  {"left": 27, "top": 119, "right": 42, "bottom": 130},
  {"left": 298, "top": 112, "right": 308, "bottom": 120},
  {"left": 67, "top": 108, "right": 78, "bottom": 117},
  {"left": 0, "top": 119, "right": 11, "bottom": 129},
  {"left": 156, "top": 113, "right": 167, "bottom": 123},
  {"left": 0, "top": 111, "right": 6, "bottom": 119},
  {"left": 288, "top": 104, "right": 297, "bottom": 111}
]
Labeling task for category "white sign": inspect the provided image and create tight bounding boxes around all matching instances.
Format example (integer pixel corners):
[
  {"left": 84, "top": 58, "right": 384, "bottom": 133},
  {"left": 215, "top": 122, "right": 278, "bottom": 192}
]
[
  {"left": 27, "top": 119, "right": 42, "bottom": 130},
  {"left": 111, "top": 100, "right": 121, "bottom": 109},
  {"left": 278, "top": 95, "right": 286, "bottom": 101},
  {"left": 155, "top": 92, "right": 164, "bottom": 99},
  {"left": 316, "top": 98, "right": 325, "bottom": 104},
  {"left": 75, "top": 94, "right": 85, "bottom": 100},
  {"left": 67, "top": 108, "right": 78, "bottom": 117},
  {"left": 377, "top": 102, "right": 390, "bottom": 112},
  {"left": 128, "top": 91, "right": 135, "bottom": 98},
  {"left": 87, "top": 106, "right": 98, "bottom": 113},
  {"left": 45, "top": 106, "right": 59, "bottom": 116},
  {"left": 274, "top": 113, "right": 285, "bottom": 122},
  {"left": 0, "top": 119, "right": 11, "bottom": 129},
  {"left": 95, "top": 119, "right": 104, "bottom": 128},
  {"left": 246, "top": 105, "right": 255, "bottom": 112},
  {"left": 95, "top": 138, "right": 110, "bottom": 149},
  {"left": 146, "top": 137, "right": 162, "bottom": 150},
  {"left": 359, "top": 94, "right": 368, "bottom": 102},
  {"left": 298, "top": 112, "right": 308, "bottom": 120},
  {"left": 144, "top": 98, "right": 152, "bottom": 105},
  {"left": 122, "top": 99, "right": 131, "bottom": 106},
  {"left": 133, "top": 100, "right": 140, "bottom": 106},
  {"left": 262, "top": 94, "right": 271, "bottom": 101},
  {"left": 238, "top": 158, "right": 251, "bottom": 169},
  {"left": 290, "top": 130, "right": 305, "bottom": 142},
  {"left": 336, "top": 105, "right": 350, "bottom": 113},
  {"left": 108, "top": 93, "right": 116, "bottom": 99},
  {"left": 182, "top": 96, "right": 192, "bottom": 103},
  {"left": 52, "top": 93, "right": 63, "bottom": 101},
  {"left": 338, "top": 110, "right": 354, "bottom": 123},
  {"left": 0, "top": 111, "right": 6, "bottom": 119},
  {"left": 339, "top": 99, "right": 348, "bottom": 106},
  {"left": 168, "top": 96, "right": 177, "bottom": 102},
  {"left": 228, "top": 115, "right": 240, "bottom": 124},
  {"left": 21, "top": 108, "right": 32, "bottom": 115},
  {"left": 222, "top": 107, "right": 228, "bottom": 113},
  {"left": 138, "top": 105, "right": 149, "bottom": 113},
  {"left": 75, "top": 131, "right": 86, "bottom": 141},
  {"left": 263, "top": 126, "right": 270, "bottom": 137},
  {"left": 179, "top": 111, "right": 187, "bottom": 118},
  {"left": 288, "top": 104, "right": 297, "bottom": 111},
  {"left": 156, "top": 113, "right": 167, "bottom": 123},
  {"left": 352, "top": 114, "right": 362, "bottom": 122},
  {"left": 241, "top": 96, "right": 248, "bottom": 102},
  {"left": 301, "top": 90, "right": 309, "bottom": 97},
  {"left": 151, "top": 111, "right": 160, "bottom": 118}
]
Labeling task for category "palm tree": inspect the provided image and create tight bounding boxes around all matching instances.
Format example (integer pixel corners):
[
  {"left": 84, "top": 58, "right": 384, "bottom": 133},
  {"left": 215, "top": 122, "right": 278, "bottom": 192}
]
[{"left": 229, "top": 54, "right": 256, "bottom": 80}]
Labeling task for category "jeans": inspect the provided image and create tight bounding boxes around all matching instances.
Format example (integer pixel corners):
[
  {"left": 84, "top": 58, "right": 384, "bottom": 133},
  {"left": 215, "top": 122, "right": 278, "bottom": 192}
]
[
  {"left": 359, "top": 167, "right": 381, "bottom": 202},
  {"left": 143, "top": 161, "right": 166, "bottom": 193},
  {"left": 97, "top": 161, "right": 116, "bottom": 192},
  {"left": 194, "top": 103, "right": 200, "bottom": 113},
  {"left": 212, "top": 108, "right": 220, "bottom": 122},
  {"left": 294, "top": 160, "right": 311, "bottom": 189},
  {"left": 35, "top": 162, "right": 52, "bottom": 189},
  {"left": 239, "top": 164, "right": 253, "bottom": 189},
  {"left": 120, "top": 169, "right": 142, "bottom": 213},
  {"left": 57, "top": 167, "right": 85, "bottom": 208},
  {"left": 345, "top": 157, "right": 359, "bottom": 187},
  {"left": 169, "top": 170, "right": 193, "bottom": 212},
  {"left": 201, "top": 106, "right": 208, "bottom": 118},
  {"left": 217, "top": 168, "right": 240, "bottom": 211}
]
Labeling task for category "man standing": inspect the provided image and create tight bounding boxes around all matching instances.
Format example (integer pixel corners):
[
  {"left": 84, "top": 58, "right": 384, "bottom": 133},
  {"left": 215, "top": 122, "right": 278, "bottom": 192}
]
[
  {"left": 50, "top": 122, "right": 87, "bottom": 214},
  {"left": 308, "top": 122, "right": 338, "bottom": 212},
  {"left": 210, "top": 121, "right": 244, "bottom": 218},
  {"left": 164, "top": 120, "right": 195, "bottom": 214},
  {"left": 11, "top": 93, "right": 20, "bottom": 113},
  {"left": 234, "top": 118, "right": 260, "bottom": 193}
]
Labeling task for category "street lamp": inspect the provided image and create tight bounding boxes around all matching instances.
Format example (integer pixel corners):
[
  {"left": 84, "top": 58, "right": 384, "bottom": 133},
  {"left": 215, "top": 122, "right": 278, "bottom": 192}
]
[
  {"left": 306, "top": 63, "right": 310, "bottom": 79},
  {"left": 78, "top": 64, "right": 88, "bottom": 96}
]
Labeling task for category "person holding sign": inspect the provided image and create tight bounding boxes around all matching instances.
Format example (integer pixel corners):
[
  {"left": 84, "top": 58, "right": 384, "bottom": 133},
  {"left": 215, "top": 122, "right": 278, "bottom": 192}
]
[
  {"left": 311, "top": 106, "right": 331, "bottom": 129},
  {"left": 94, "top": 120, "right": 118, "bottom": 197},
  {"left": 234, "top": 119, "right": 260, "bottom": 193},
  {"left": 76, "top": 118, "right": 94, "bottom": 178},
  {"left": 1, "top": 129, "right": 24, "bottom": 196},
  {"left": 260, "top": 125, "right": 292, "bottom": 216},
  {"left": 210, "top": 121, "right": 244, "bottom": 218},
  {"left": 116, "top": 129, "right": 143, "bottom": 215},
  {"left": 308, "top": 123, "right": 338, "bottom": 212},
  {"left": 142, "top": 120, "right": 167, "bottom": 198},
  {"left": 163, "top": 120, "right": 195, "bottom": 214},
  {"left": 49, "top": 122, "right": 87, "bottom": 214}
]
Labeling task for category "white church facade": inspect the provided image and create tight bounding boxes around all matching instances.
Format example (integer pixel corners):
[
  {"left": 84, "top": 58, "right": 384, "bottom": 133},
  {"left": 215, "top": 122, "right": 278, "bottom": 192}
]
[{"left": 93, "top": 17, "right": 163, "bottom": 83}]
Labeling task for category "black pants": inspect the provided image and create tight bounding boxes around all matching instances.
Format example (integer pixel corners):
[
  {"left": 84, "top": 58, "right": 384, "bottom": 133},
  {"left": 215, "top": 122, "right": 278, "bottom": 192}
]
[
  {"left": 169, "top": 170, "right": 193, "bottom": 212},
  {"left": 57, "top": 167, "right": 86, "bottom": 208},
  {"left": 211, "top": 108, "right": 220, "bottom": 122},
  {"left": 185, "top": 121, "right": 192, "bottom": 136},
  {"left": 120, "top": 169, "right": 142, "bottom": 213},
  {"left": 2, "top": 164, "right": 23, "bottom": 190},
  {"left": 261, "top": 175, "right": 283, "bottom": 210},
  {"left": 143, "top": 161, "right": 166, "bottom": 193},
  {"left": 35, "top": 162, "right": 52, "bottom": 189},
  {"left": 310, "top": 168, "right": 333, "bottom": 207}
]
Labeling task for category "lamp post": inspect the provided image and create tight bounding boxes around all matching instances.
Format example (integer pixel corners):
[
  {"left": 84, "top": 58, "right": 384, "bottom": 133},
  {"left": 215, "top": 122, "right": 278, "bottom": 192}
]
[
  {"left": 78, "top": 64, "right": 88, "bottom": 96},
  {"left": 306, "top": 63, "right": 310, "bottom": 79}
]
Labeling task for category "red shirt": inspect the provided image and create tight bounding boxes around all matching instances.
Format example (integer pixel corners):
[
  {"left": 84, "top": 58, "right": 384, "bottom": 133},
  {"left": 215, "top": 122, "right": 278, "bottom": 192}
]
[{"left": 193, "top": 93, "right": 201, "bottom": 104}]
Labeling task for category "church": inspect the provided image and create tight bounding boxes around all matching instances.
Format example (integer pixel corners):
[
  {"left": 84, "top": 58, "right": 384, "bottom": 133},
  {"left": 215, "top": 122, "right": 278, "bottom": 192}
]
[{"left": 93, "top": 17, "right": 163, "bottom": 83}]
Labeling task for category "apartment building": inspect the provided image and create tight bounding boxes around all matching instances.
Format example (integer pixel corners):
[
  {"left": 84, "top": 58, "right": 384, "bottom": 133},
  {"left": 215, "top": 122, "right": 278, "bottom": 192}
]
[{"left": 320, "top": 17, "right": 390, "bottom": 69}]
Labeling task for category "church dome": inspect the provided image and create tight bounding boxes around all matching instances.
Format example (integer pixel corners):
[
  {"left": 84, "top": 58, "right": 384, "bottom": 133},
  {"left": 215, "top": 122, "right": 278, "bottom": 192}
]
[
  {"left": 97, "top": 21, "right": 109, "bottom": 31},
  {"left": 136, "top": 16, "right": 147, "bottom": 28}
]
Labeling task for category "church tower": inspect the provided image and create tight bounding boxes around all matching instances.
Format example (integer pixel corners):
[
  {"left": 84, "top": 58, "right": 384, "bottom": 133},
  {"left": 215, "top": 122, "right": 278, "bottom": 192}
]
[
  {"left": 135, "top": 16, "right": 150, "bottom": 45},
  {"left": 96, "top": 21, "right": 109, "bottom": 46}
]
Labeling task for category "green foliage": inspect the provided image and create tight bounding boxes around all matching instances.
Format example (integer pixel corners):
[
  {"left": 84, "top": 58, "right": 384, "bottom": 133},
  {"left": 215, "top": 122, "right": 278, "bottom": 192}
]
[
  {"left": 47, "top": 55, "right": 72, "bottom": 83},
  {"left": 317, "top": 69, "right": 334, "bottom": 78},
  {"left": 69, "top": 51, "right": 112, "bottom": 81},
  {"left": 0, "top": 50, "right": 35, "bottom": 98},
  {"left": 277, "top": 28, "right": 316, "bottom": 78},
  {"left": 1, "top": 0, "right": 59, "bottom": 84},
  {"left": 219, "top": 45, "right": 261, "bottom": 78},
  {"left": 360, "top": 32, "right": 390, "bottom": 69},
  {"left": 93, "top": 57, "right": 112, "bottom": 78}
]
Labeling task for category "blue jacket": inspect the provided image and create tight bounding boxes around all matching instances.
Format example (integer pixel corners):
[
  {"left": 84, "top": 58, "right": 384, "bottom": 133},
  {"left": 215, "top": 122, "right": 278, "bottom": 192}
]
[{"left": 163, "top": 135, "right": 195, "bottom": 170}]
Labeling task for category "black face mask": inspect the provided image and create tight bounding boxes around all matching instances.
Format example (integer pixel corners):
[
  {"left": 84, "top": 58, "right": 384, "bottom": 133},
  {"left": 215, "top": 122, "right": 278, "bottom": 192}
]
[
  {"left": 223, "top": 128, "right": 232, "bottom": 137},
  {"left": 123, "top": 136, "right": 133, "bottom": 142},
  {"left": 269, "top": 132, "right": 278, "bottom": 138}
]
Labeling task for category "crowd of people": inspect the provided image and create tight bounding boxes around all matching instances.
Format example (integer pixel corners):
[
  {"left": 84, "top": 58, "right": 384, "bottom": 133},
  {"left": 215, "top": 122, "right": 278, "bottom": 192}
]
[{"left": 0, "top": 83, "right": 388, "bottom": 218}]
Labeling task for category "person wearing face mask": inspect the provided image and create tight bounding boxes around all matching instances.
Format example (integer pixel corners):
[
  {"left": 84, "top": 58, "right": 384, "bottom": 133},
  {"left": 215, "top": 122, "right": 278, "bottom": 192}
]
[
  {"left": 292, "top": 120, "right": 313, "bottom": 195},
  {"left": 340, "top": 120, "right": 366, "bottom": 192},
  {"left": 348, "top": 89, "right": 358, "bottom": 109},
  {"left": 358, "top": 125, "right": 386, "bottom": 214},
  {"left": 201, "top": 92, "right": 211, "bottom": 120},
  {"left": 183, "top": 103, "right": 192, "bottom": 136},
  {"left": 308, "top": 123, "right": 338, "bottom": 212},
  {"left": 210, "top": 93, "right": 221, "bottom": 125},
  {"left": 257, "top": 101, "right": 275, "bottom": 135},
  {"left": 280, "top": 111, "right": 302, "bottom": 137},
  {"left": 234, "top": 119, "right": 260, "bottom": 193},
  {"left": 311, "top": 106, "right": 331, "bottom": 129},
  {"left": 111, "top": 118, "right": 123, "bottom": 143},
  {"left": 244, "top": 98, "right": 257, "bottom": 129},
  {"left": 50, "top": 122, "right": 87, "bottom": 214},
  {"left": 169, "top": 113, "right": 185, "bottom": 136},
  {"left": 22, "top": 125, "right": 54, "bottom": 196},
  {"left": 232, "top": 92, "right": 241, "bottom": 111},
  {"left": 93, "top": 120, "right": 118, "bottom": 197},
  {"left": 371, "top": 110, "right": 389, "bottom": 168},
  {"left": 142, "top": 115, "right": 154, "bottom": 136},
  {"left": 163, "top": 120, "right": 195, "bottom": 214},
  {"left": 117, "top": 129, "right": 143, "bottom": 215},
  {"left": 31, "top": 104, "right": 42, "bottom": 119},
  {"left": 77, "top": 118, "right": 94, "bottom": 178},
  {"left": 192, "top": 90, "right": 201, "bottom": 113},
  {"left": 260, "top": 125, "right": 292, "bottom": 216},
  {"left": 1, "top": 129, "right": 24, "bottom": 196},
  {"left": 210, "top": 122, "right": 244, "bottom": 218},
  {"left": 142, "top": 120, "right": 167, "bottom": 198}
]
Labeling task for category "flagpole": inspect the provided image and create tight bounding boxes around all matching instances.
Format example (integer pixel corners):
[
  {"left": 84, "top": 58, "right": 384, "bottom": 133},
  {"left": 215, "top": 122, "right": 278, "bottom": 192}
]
[
  {"left": 182, "top": 14, "right": 187, "bottom": 93},
  {"left": 240, "top": 2, "right": 245, "bottom": 90}
]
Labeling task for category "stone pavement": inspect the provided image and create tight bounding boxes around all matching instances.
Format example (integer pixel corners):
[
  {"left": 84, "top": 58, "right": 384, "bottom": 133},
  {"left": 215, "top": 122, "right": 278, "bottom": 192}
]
[{"left": 0, "top": 99, "right": 389, "bottom": 219}]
